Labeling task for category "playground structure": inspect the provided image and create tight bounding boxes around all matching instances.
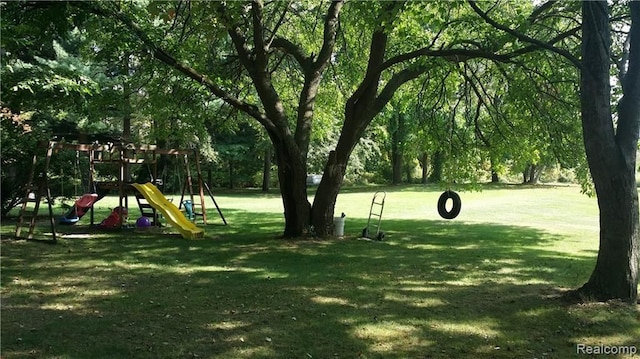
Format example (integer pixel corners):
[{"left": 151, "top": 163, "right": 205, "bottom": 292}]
[{"left": 14, "top": 141, "right": 226, "bottom": 242}]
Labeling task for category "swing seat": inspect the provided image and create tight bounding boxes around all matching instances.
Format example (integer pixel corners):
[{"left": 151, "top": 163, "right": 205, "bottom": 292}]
[{"left": 59, "top": 216, "right": 80, "bottom": 225}]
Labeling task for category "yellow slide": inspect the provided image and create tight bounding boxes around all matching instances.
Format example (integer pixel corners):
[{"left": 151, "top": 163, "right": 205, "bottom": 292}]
[{"left": 131, "top": 182, "right": 205, "bottom": 239}]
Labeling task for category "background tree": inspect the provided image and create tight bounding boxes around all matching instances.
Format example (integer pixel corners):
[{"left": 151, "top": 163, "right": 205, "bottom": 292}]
[
  {"left": 0, "top": 2, "right": 110, "bottom": 214},
  {"left": 571, "top": 1, "right": 639, "bottom": 303},
  {"left": 0, "top": 108, "right": 42, "bottom": 217},
  {"left": 465, "top": 0, "right": 638, "bottom": 302},
  {"left": 70, "top": 0, "right": 344, "bottom": 236}
]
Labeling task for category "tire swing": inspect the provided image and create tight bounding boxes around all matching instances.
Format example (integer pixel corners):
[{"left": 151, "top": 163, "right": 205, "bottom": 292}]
[
  {"left": 437, "top": 190, "right": 461, "bottom": 220},
  {"left": 437, "top": 116, "right": 463, "bottom": 220}
]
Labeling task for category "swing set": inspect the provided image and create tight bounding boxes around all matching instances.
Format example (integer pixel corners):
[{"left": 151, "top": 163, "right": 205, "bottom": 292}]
[{"left": 14, "top": 140, "right": 227, "bottom": 243}]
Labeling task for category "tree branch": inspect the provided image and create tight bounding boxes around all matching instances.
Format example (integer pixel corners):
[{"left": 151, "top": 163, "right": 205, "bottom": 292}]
[
  {"left": 375, "top": 4, "right": 580, "bottom": 77},
  {"left": 70, "top": 1, "right": 275, "bottom": 132},
  {"left": 269, "top": 1, "right": 343, "bottom": 74},
  {"left": 381, "top": 47, "right": 514, "bottom": 73},
  {"left": 251, "top": 0, "right": 268, "bottom": 69},
  {"left": 265, "top": 2, "right": 290, "bottom": 49},
  {"left": 270, "top": 37, "right": 312, "bottom": 70},
  {"left": 312, "top": 0, "right": 343, "bottom": 73},
  {"left": 528, "top": 1, "right": 557, "bottom": 24},
  {"left": 467, "top": 0, "right": 582, "bottom": 69},
  {"left": 374, "top": 65, "right": 426, "bottom": 114}
]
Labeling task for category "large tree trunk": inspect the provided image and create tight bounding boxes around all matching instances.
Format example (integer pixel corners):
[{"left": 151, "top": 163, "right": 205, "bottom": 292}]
[
  {"left": 391, "top": 139, "right": 403, "bottom": 185},
  {"left": 244, "top": 0, "right": 341, "bottom": 238},
  {"left": 391, "top": 113, "right": 405, "bottom": 185},
  {"left": 419, "top": 152, "right": 429, "bottom": 184},
  {"left": 228, "top": 160, "right": 235, "bottom": 189},
  {"left": 312, "top": 150, "right": 347, "bottom": 236},
  {"left": 121, "top": 54, "right": 132, "bottom": 182},
  {"left": 311, "top": 24, "right": 393, "bottom": 237},
  {"left": 489, "top": 157, "right": 499, "bottom": 183},
  {"left": 572, "top": 1, "right": 640, "bottom": 303},
  {"left": 261, "top": 146, "right": 271, "bottom": 192},
  {"left": 273, "top": 138, "right": 311, "bottom": 237},
  {"left": 491, "top": 170, "right": 499, "bottom": 183},
  {"left": 428, "top": 151, "right": 444, "bottom": 183},
  {"left": 522, "top": 164, "right": 542, "bottom": 184},
  {"left": 404, "top": 163, "right": 413, "bottom": 184},
  {"left": 312, "top": 100, "right": 378, "bottom": 236}
]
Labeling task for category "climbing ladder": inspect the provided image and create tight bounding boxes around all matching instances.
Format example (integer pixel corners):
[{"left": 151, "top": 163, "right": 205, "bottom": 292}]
[
  {"left": 134, "top": 192, "right": 158, "bottom": 224},
  {"left": 14, "top": 143, "right": 57, "bottom": 242}
]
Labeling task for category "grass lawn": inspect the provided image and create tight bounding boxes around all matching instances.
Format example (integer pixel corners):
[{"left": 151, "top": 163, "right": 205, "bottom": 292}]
[{"left": 1, "top": 184, "right": 639, "bottom": 358}]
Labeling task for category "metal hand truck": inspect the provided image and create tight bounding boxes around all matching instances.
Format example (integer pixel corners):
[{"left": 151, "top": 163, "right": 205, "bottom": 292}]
[{"left": 362, "top": 191, "right": 386, "bottom": 241}]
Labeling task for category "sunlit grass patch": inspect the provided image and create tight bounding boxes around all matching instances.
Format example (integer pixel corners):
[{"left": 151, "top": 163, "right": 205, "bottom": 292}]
[{"left": 353, "top": 322, "right": 431, "bottom": 355}]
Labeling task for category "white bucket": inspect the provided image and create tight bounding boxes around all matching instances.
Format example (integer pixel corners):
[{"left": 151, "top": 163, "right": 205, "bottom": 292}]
[{"left": 334, "top": 217, "right": 345, "bottom": 236}]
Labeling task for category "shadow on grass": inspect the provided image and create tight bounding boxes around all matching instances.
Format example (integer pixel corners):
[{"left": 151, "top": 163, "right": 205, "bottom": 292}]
[{"left": 1, "top": 212, "right": 637, "bottom": 359}]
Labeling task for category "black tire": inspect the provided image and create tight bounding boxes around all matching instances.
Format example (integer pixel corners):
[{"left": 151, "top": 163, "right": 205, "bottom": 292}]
[
  {"left": 377, "top": 232, "right": 385, "bottom": 241},
  {"left": 437, "top": 190, "right": 461, "bottom": 219},
  {"left": 362, "top": 227, "right": 369, "bottom": 238}
]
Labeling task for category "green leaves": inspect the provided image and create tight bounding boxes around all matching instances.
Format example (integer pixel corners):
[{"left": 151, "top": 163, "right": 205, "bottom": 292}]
[{"left": 2, "top": 39, "right": 104, "bottom": 115}]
